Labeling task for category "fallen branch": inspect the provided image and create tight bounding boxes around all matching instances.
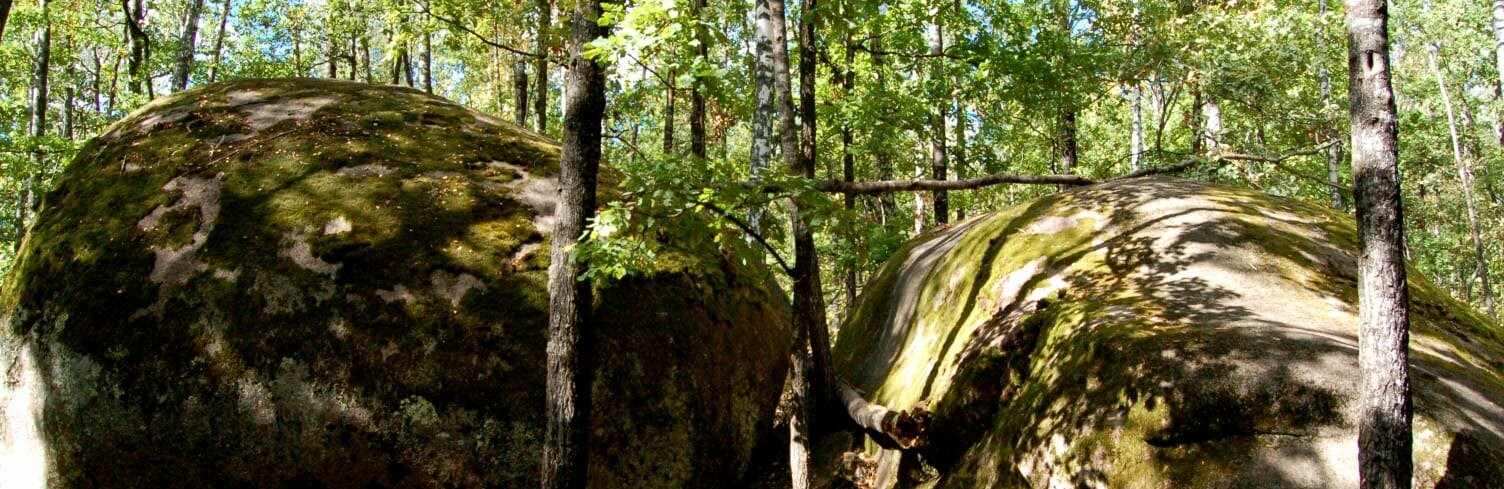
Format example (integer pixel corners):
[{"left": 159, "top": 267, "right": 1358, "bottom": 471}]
[{"left": 841, "top": 380, "right": 930, "bottom": 450}]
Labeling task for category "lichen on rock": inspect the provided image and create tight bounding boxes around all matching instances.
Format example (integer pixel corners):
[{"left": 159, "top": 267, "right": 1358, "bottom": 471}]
[
  {"left": 834, "top": 178, "right": 1504, "bottom": 489},
  {"left": 0, "top": 78, "right": 789, "bottom": 489}
]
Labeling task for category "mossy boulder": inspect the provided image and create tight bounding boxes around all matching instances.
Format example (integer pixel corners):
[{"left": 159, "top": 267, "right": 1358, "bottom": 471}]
[
  {"left": 834, "top": 178, "right": 1504, "bottom": 488},
  {"left": 0, "top": 79, "right": 789, "bottom": 489}
]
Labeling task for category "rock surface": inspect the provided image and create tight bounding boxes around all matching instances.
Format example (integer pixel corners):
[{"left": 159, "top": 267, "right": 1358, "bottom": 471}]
[
  {"left": 834, "top": 178, "right": 1504, "bottom": 489},
  {"left": 0, "top": 79, "right": 789, "bottom": 489}
]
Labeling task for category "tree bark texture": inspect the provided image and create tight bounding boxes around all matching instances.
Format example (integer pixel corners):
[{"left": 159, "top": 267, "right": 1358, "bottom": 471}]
[
  {"left": 1202, "top": 95, "right": 1222, "bottom": 155},
  {"left": 789, "top": 1, "right": 826, "bottom": 488},
  {"left": 515, "top": 55, "right": 531, "bottom": 125},
  {"left": 1426, "top": 44, "right": 1494, "bottom": 318},
  {"left": 1321, "top": 0, "right": 1343, "bottom": 208},
  {"left": 842, "top": 33, "right": 857, "bottom": 313},
  {"left": 541, "top": 0, "right": 606, "bottom": 485},
  {"left": 928, "top": 16, "right": 947, "bottom": 224},
  {"left": 690, "top": 0, "right": 708, "bottom": 159},
  {"left": 953, "top": 97, "right": 967, "bottom": 220},
  {"left": 1344, "top": 1, "right": 1413, "bottom": 488},
  {"left": 20, "top": 0, "right": 50, "bottom": 251},
  {"left": 663, "top": 66, "right": 675, "bottom": 154},
  {"left": 208, "top": 0, "right": 229, "bottom": 82},
  {"left": 423, "top": 33, "right": 433, "bottom": 93},
  {"left": 749, "top": 0, "right": 777, "bottom": 240},
  {"left": 534, "top": 0, "right": 551, "bottom": 134},
  {"left": 172, "top": 0, "right": 204, "bottom": 91},
  {"left": 123, "top": 0, "right": 149, "bottom": 95},
  {"left": 0, "top": 0, "right": 11, "bottom": 41}
]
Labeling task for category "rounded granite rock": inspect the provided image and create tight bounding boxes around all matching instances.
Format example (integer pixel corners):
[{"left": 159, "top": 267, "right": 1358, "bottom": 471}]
[
  {"left": 0, "top": 79, "right": 789, "bottom": 489},
  {"left": 834, "top": 178, "right": 1504, "bottom": 489}
]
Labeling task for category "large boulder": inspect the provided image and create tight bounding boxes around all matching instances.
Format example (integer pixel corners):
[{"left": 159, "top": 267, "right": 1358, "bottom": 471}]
[
  {"left": 834, "top": 178, "right": 1504, "bottom": 488},
  {"left": 0, "top": 79, "right": 789, "bottom": 488}
]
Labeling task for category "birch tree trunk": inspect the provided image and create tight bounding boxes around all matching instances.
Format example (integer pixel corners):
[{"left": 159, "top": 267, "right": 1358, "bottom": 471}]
[
  {"left": 749, "top": 0, "right": 777, "bottom": 239},
  {"left": 1345, "top": 1, "right": 1413, "bottom": 487},
  {"left": 540, "top": 0, "right": 606, "bottom": 484},
  {"left": 208, "top": 0, "right": 230, "bottom": 83},
  {"left": 1131, "top": 83, "right": 1143, "bottom": 171},
  {"left": 422, "top": 32, "right": 433, "bottom": 93},
  {"left": 1321, "top": 0, "right": 1343, "bottom": 208},
  {"left": 1427, "top": 43, "right": 1494, "bottom": 318},
  {"left": 953, "top": 98, "right": 966, "bottom": 220},
  {"left": 1202, "top": 95, "right": 1222, "bottom": 155}
]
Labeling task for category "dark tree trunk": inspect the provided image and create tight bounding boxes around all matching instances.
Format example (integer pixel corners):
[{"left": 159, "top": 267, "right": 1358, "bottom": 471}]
[
  {"left": 0, "top": 0, "right": 11, "bottom": 40},
  {"left": 361, "top": 35, "right": 372, "bottom": 83},
  {"left": 1345, "top": 1, "right": 1413, "bottom": 488},
  {"left": 871, "top": 33, "right": 894, "bottom": 224},
  {"left": 172, "top": 0, "right": 204, "bottom": 91},
  {"left": 689, "top": 0, "right": 708, "bottom": 159},
  {"left": 122, "top": 0, "right": 149, "bottom": 95},
  {"left": 208, "top": 0, "right": 230, "bottom": 83},
  {"left": 515, "top": 55, "right": 530, "bottom": 125},
  {"left": 534, "top": 0, "right": 551, "bottom": 134},
  {"left": 842, "top": 32, "right": 857, "bottom": 312},
  {"left": 769, "top": 0, "right": 796, "bottom": 168},
  {"left": 928, "top": 15, "right": 947, "bottom": 224},
  {"left": 540, "top": 0, "right": 606, "bottom": 485},
  {"left": 790, "top": 0, "right": 831, "bottom": 488},
  {"left": 20, "top": 0, "right": 50, "bottom": 251},
  {"left": 663, "top": 67, "right": 675, "bottom": 154},
  {"left": 422, "top": 33, "right": 433, "bottom": 93}
]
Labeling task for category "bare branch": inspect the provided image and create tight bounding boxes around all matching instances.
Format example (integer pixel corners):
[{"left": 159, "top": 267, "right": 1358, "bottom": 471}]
[
  {"left": 411, "top": 0, "right": 542, "bottom": 59},
  {"left": 694, "top": 200, "right": 794, "bottom": 276}
]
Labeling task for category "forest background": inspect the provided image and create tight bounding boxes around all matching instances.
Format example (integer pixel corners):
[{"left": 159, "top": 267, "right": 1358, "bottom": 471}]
[{"left": 1, "top": 0, "right": 1500, "bottom": 323}]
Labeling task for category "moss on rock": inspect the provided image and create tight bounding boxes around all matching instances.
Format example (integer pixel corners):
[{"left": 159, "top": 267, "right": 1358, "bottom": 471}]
[
  {"left": 834, "top": 178, "right": 1504, "bottom": 489},
  {"left": 0, "top": 79, "right": 789, "bottom": 489}
]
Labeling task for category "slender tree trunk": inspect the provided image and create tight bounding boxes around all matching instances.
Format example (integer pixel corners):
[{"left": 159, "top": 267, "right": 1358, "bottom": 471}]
[
  {"left": 842, "top": 32, "right": 857, "bottom": 314},
  {"left": 172, "top": 0, "right": 204, "bottom": 91},
  {"left": 92, "top": 48, "right": 103, "bottom": 112},
  {"left": 769, "top": 0, "right": 796, "bottom": 171},
  {"left": 326, "top": 36, "right": 338, "bottom": 78},
  {"left": 689, "top": 0, "right": 708, "bottom": 159},
  {"left": 1202, "top": 95, "right": 1222, "bottom": 155},
  {"left": 1345, "top": 1, "right": 1413, "bottom": 487},
  {"left": 749, "top": 0, "right": 777, "bottom": 240},
  {"left": 534, "top": 0, "right": 551, "bottom": 134},
  {"left": 1054, "top": 1, "right": 1076, "bottom": 179},
  {"left": 913, "top": 161, "right": 927, "bottom": 234},
  {"left": 20, "top": 0, "right": 50, "bottom": 251},
  {"left": 516, "top": 55, "right": 531, "bottom": 125},
  {"left": 1321, "top": 0, "right": 1343, "bottom": 208},
  {"left": 928, "top": 16, "right": 948, "bottom": 224},
  {"left": 541, "top": 0, "right": 606, "bottom": 485},
  {"left": 422, "top": 32, "right": 433, "bottom": 93},
  {"left": 1427, "top": 44, "right": 1494, "bottom": 318},
  {"left": 1131, "top": 82, "right": 1144, "bottom": 170},
  {"left": 294, "top": 28, "right": 303, "bottom": 76},
  {"left": 1493, "top": 0, "right": 1504, "bottom": 146},
  {"left": 349, "top": 35, "right": 358, "bottom": 80},
  {"left": 362, "top": 35, "right": 372, "bottom": 83},
  {"left": 403, "top": 46, "right": 415, "bottom": 87},
  {"left": 872, "top": 34, "right": 894, "bottom": 224},
  {"left": 663, "top": 67, "right": 675, "bottom": 154},
  {"left": 208, "top": 0, "right": 230, "bottom": 83},
  {"left": 123, "top": 0, "right": 149, "bottom": 95},
  {"left": 953, "top": 97, "right": 967, "bottom": 220}
]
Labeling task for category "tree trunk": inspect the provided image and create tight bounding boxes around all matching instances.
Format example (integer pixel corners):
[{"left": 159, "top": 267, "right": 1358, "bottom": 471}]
[
  {"left": 0, "top": 0, "right": 11, "bottom": 41},
  {"left": 422, "top": 33, "right": 433, "bottom": 93},
  {"left": 770, "top": 0, "right": 796, "bottom": 169},
  {"left": 534, "top": 0, "right": 551, "bottom": 134},
  {"left": 928, "top": 17, "right": 948, "bottom": 224},
  {"left": 689, "top": 0, "right": 708, "bottom": 159},
  {"left": 515, "top": 55, "right": 530, "bottom": 125},
  {"left": 663, "top": 66, "right": 675, "bottom": 154},
  {"left": 20, "top": 0, "right": 49, "bottom": 251},
  {"left": 1321, "top": 0, "right": 1343, "bottom": 208},
  {"left": 872, "top": 33, "right": 894, "bottom": 224},
  {"left": 172, "top": 0, "right": 204, "bottom": 91},
  {"left": 208, "top": 0, "right": 230, "bottom": 83},
  {"left": 1493, "top": 0, "right": 1504, "bottom": 146},
  {"left": 789, "top": 0, "right": 827, "bottom": 486},
  {"left": 749, "top": 0, "right": 777, "bottom": 239},
  {"left": 843, "top": 32, "right": 857, "bottom": 312},
  {"left": 123, "top": 0, "right": 149, "bottom": 95},
  {"left": 954, "top": 99, "right": 968, "bottom": 220},
  {"left": 1131, "top": 82, "right": 1143, "bottom": 170},
  {"left": 1427, "top": 44, "right": 1494, "bottom": 318},
  {"left": 1202, "top": 95, "right": 1222, "bottom": 155},
  {"left": 1054, "top": 1, "right": 1076, "bottom": 179},
  {"left": 540, "top": 0, "right": 606, "bottom": 485},
  {"left": 1345, "top": 1, "right": 1413, "bottom": 488},
  {"left": 327, "top": 36, "right": 338, "bottom": 78},
  {"left": 362, "top": 34, "right": 372, "bottom": 83}
]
